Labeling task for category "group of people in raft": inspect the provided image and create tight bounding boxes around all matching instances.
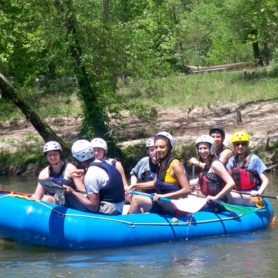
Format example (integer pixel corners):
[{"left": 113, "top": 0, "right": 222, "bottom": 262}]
[{"left": 33, "top": 125, "right": 269, "bottom": 216}]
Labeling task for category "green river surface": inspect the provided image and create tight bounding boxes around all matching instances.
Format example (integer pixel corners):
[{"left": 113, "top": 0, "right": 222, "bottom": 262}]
[{"left": 0, "top": 174, "right": 278, "bottom": 278}]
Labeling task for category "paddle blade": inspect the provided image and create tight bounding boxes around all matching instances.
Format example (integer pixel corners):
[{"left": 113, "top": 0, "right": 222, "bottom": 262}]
[
  {"left": 171, "top": 195, "right": 207, "bottom": 214},
  {"left": 219, "top": 202, "right": 258, "bottom": 214}
]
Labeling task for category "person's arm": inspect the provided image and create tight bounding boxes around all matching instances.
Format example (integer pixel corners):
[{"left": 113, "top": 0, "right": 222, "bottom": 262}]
[
  {"left": 189, "top": 157, "right": 206, "bottom": 169},
  {"left": 128, "top": 179, "right": 156, "bottom": 192},
  {"left": 69, "top": 190, "right": 99, "bottom": 212},
  {"left": 130, "top": 175, "right": 138, "bottom": 185},
  {"left": 66, "top": 163, "right": 85, "bottom": 192},
  {"left": 115, "top": 161, "right": 129, "bottom": 190},
  {"left": 32, "top": 168, "right": 47, "bottom": 199},
  {"left": 219, "top": 149, "right": 233, "bottom": 165},
  {"left": 207, "top": 161, "right": 235, "bottom": 201}
]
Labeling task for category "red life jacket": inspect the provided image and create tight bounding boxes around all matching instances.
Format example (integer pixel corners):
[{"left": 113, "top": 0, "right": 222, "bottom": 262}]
[
  {"left": 229, "top": 155, "right": 260, "bottom": 191},
  {"left": 198, "top": 170, "right": 225, "bottom": 196}
]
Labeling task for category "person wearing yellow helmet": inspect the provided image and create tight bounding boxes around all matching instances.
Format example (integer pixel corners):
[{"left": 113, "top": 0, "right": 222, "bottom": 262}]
[
  {"left": 226, "top": 131, "right": 269, "bottom": 203},
  {"left": 127, "top": 132, "right": 191, "bottom": 215}
]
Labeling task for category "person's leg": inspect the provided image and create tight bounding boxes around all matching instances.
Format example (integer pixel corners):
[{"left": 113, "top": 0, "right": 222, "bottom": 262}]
[{"left": 128, "top": 195, "right": 152, "bottom": 214}]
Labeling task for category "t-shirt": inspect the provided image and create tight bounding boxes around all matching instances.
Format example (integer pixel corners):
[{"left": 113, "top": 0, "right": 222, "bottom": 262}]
[
  {"left": 226, "top": 154, "right": 267, "bottom": 175},
  {"left": 130, "top": 156, "right": 150, "bottom": 180}
]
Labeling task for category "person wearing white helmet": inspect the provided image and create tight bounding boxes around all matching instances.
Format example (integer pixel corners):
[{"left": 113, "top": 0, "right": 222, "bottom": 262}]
[
  {"left": 67, "top": 139, "right": 125, "bottom": 215},
  {"left": 189, "top": 135, "right": 235, "bottom": 206},
  {"left": 91, "top": 137, "right": 128, "bottom": 190},
  {"left": 128, "top": 132, "right": 191, "bottom": 215},
  {"left": 32, "top": 141, "right": 85, "bottom": 204},
  {"left": 226, "top": 131, "right": 269, "bottom": 205},
  {"left": 129, "top": 137, "right": 158, "bottom": 188}
]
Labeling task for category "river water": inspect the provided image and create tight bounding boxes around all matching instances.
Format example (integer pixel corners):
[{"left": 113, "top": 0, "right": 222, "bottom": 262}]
[{"left": 0, "top": 175, "right": 278, "bottom": 278}]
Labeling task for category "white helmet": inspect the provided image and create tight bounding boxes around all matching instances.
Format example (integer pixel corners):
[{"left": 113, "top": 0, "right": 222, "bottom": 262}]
[
  {"left": 145, "top": 138, "right": 154, "bottom": 148},
  {"left": 43, "top": 141, "right": 62, "bottom": 154},
  {"left": 91, "top": 138, "right": 108, "bottom": 152},
  {"left": 71, "top": 140, "right": 94, "bottom": 162},
  {"left": 155, "top": 131, "right": 175, "bottom": 148},
  {"left": 196, "top": 135, "right": 215, "bottom": 155}
]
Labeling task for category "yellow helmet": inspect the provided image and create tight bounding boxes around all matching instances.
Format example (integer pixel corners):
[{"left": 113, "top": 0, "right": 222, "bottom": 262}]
[{"left": 231, "top": 131, "right": 250, "bottom": 143}]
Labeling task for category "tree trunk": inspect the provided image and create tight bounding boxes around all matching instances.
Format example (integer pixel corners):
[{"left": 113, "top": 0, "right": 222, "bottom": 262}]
[
  {"left": 0, "top": 73, "right": 70, "bottom": 154},
  {"left": 54, "top": 0, "right": 123, "bottom": 157},
  {"left": 252, "top": 41, "right": 263, "bottom": 67}
]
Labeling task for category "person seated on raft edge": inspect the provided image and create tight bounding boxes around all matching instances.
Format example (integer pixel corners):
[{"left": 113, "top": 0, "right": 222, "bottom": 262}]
[
  {"left": 129, "top": 137, "right": 158, "bottom": 194},
  {"left": 127, "top": 131, "right": 191, "bottom": 216},
  {"left": 189, "top": 125, "right": 232, "bottom": 169},
  {"left": 64, "top": 139, "right": 125, "bottom": 215},
  {"left": 189, "top": 135, "right": 235, "bottom": 211},
  {"left": 226, "top": 131, "right": 269, "bottom": 206},
  {"left": 32, "top": 141, "right": 85, "bottom": 204},
  {"left": 91, "top": 137, "right": 129, "bottom": 191}
]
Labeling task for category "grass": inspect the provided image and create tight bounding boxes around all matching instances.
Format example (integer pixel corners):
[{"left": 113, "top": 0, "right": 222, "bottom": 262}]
[{"left": 117, "top": 67, "right": 278, "bottom": 111}]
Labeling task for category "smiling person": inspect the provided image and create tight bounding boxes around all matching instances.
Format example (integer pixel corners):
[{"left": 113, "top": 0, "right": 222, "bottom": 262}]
[
  {"left": 32, "top": 141, "right": 85, "bottom": 203},
  {"left": 189, "top": 125, "right": 232, "bottom": 169},
  {"left": 226, "top": 131, "right": 269, "bottom": 204},
  {"left": 190, "top": 135, "right": 235, "bottom": 205},
  {"left": 127, "top": 131, "right": 191, "bottom": 215},
  {"left": 91, "top": 138, "right": 128, "bottom": 191},
  {"left": 130, "top": 138, "right": 158, "bottom": 189}
]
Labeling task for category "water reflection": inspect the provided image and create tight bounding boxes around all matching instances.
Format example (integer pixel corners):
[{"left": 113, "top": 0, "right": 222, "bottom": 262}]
[{"left": 0, "top": 174, "right": 277, "bottom": 277}]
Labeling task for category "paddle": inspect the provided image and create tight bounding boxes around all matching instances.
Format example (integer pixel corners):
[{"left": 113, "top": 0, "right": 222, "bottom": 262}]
[
  {"left": 38, "top": 179, "right": 86, "bottom": 194},
  {"left": 233, "top": 190, "right": 278, "bottom": 200},
  {"left": 129, "top": 191, "right": 207, "bottom": 214}
]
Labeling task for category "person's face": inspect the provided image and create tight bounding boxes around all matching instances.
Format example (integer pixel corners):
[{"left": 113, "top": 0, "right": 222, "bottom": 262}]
[
  {"left": 147, "top": 146, "right": 156, "bottom": 161},
  {"left": 233, "top": 142, "right": 248, "bottom": 155},
  {"left": 46, "top": 150, "right": 61, "bottom": 165},
  {"left": 210, "top": 131, "right": 223, "bottom": 148},
  {"left": 198, "top": 143, "right": 210, "bottom": 160},
  {"left": 154, "top": 138, "right": 169, "bottom": 160},
  {"left": 93, "top": 147, "right": 105, "bottom": 159}
]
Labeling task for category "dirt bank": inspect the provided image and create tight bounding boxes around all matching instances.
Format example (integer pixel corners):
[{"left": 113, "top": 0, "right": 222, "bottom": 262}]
[{"left": 0, "top": 99, "right": 277, "bottom": 174}]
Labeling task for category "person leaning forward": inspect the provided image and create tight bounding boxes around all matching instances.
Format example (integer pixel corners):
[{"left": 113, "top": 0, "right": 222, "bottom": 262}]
[{"left": 65, "top": 139, "right": 125, "bottom": 215}]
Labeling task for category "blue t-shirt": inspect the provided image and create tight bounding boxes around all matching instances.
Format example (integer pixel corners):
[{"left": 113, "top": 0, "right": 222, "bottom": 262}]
[{"left": 226, "top": 154, "right": 267, "bottom": 175}]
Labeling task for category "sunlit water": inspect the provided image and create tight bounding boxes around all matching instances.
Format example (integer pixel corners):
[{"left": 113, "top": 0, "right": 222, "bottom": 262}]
[{"left": 0, "top": 175, "right": 278, "bottom": 278}]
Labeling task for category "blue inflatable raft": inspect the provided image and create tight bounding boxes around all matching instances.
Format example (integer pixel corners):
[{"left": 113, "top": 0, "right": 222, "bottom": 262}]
[{"left": 0, "top": 192, "right": 274, "bottom": 250}]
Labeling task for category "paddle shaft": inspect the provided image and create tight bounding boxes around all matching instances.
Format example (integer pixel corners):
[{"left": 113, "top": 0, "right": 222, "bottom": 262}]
[{"left": 233, "top": 190, "right": 278, "bottom": 199}]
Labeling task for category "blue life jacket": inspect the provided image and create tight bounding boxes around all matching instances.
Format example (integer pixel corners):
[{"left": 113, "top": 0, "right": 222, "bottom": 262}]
[
  {"left": 47, "top": 160, "right": 75, "bottom": 194},
  {"left": 90, "top": 161, "right": 125, "bottom": 203}
]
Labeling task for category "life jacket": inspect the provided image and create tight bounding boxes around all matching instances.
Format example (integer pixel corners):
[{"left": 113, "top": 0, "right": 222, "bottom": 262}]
[
  {"left": 229, "top": 155, "right": 261, "bottom": 191},
  {"left": 198, "top": 168, "right": 225, "bottom": 196},
  {"left": 48, "top": 160, "right": 75, "bottom": 189},
  {"left": 155, "top": 155, "right": 181, "bottom": 194},
  {"left": 141, "top": 158, "right": 158, "bottom": 182},
  {"left": 89, "top": 160, "right": 125, "bottom": 203}
]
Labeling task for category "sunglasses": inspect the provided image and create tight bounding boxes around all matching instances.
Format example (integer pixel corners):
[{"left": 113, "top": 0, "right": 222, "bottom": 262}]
[{"left": 234, "top": 142, "right": 248, "bottom": 147}]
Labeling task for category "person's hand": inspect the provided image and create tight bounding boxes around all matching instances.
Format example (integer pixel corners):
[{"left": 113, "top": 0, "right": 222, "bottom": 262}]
[
  {"left": 63, "top": 185, "right": 74, "bottom": 193},
  {"left": 250, "top": 190, "right": 260, "bottom": 196},
  {"left": 153, "top": 193, "right": 162, "bottom": 202},
  {"left": 206, "top": 195, "right": 218, "bottom": 202},
  {"left": 189, "top": 157, "right": 199, "bottom": 166},
  {"left": 127, "top": 184, "right": 137, "bottom": 192},
  {"left": 68, "top": 169, "right": 84, "bottom": 179}
]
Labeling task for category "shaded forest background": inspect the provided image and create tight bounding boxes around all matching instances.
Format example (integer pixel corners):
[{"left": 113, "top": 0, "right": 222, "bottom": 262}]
[{"left": 0, "top": 0, "right": 278, "bottom": 174}]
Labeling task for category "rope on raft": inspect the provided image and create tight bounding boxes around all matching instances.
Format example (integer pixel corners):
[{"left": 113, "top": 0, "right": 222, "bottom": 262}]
[{"left": 2, "top": 192, "right": 257, "bottom": 227}]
